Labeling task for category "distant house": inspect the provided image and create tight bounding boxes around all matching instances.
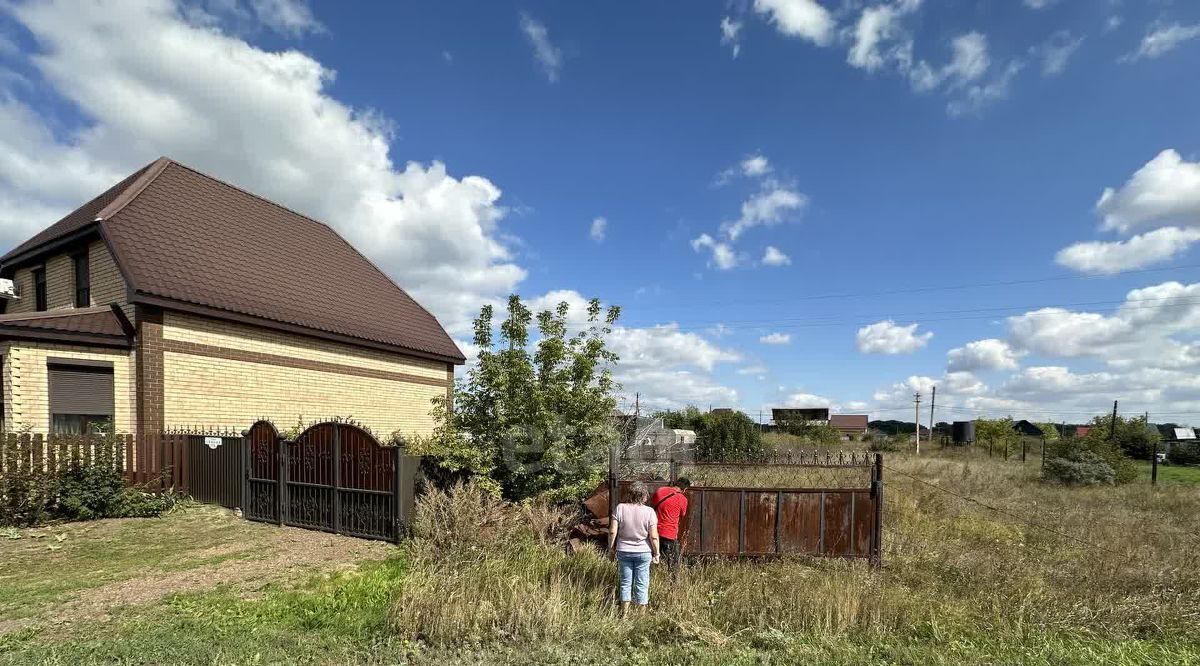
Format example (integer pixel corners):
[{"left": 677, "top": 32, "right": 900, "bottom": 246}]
[
  {"left": 710, "top": 407, "right": 735, "bottom": 415},
  {"left": 1074, "top": 426, "right": 1092, "bottom": 439},
  {"left": 829, "top": 414, "right": 869, "bottom": 437},
  {"left": 772, "top": 407, "right": 830, "bottom": 424},
  {"left": 1013, "top": 420, "right": 1045, "bottom": 437}
]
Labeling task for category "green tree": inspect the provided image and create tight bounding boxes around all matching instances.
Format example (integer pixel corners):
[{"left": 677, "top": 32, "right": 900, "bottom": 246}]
[
  {"left": 656, "top": 406, "right": 704, "bottom": 431},
  {"left": 1080, "top": 414, "right": 1158, "bottom": 462},
  {"left": 777, "top": 417, "right": 843, "bottom": 446},
  {"left": 975, "top": 417, "right": 1019, "bottom": 458},
  {"left": 1036, "top": 422, "right": 1061, "bottom": 441},
  {"left": 694, "top": 411, "right": 764, "bottom": 462},
  {"left": 411, "top": 295, "right": 621, "bottom": 502},
  {"left": 1045, "top": 413, "right": 1144, "bottom": 484}
]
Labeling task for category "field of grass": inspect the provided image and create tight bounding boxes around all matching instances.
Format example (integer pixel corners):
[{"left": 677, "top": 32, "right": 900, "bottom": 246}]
[{"left": 3, "top": 449, "right": 1200, "bottom": 664}]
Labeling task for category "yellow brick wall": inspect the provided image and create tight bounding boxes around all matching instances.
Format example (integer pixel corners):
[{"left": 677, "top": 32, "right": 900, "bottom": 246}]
[
  {"left": 6, "top": 268, "right": 35, "bottom": 314},
  {"left": 88, "top": 241, "right": 131, "bottom": 318},
  {"left": 161, "top": 312, "right": 453, "bottom": 440},
  {"left": 0, "top": 342, "right": 135, "bottom": 434},
  {"left": 5, "top": 242, "right": 129, "bottom": 316}
]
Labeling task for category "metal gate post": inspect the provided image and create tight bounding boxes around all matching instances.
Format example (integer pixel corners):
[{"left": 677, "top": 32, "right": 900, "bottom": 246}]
[
  {"left": 392, "top": 446, "right": 402, "bottom": 542},
  {"left": 240, "top": 429, "right": 249, "bottom": 513},
  {"left": 276, "top": 436, "right": 287, "bottom": 526},
  {"left": 871, "top": 453, "right": 884, "bottom": 568},
  {"left": 332, "top": 424, "right": 342, "bottom": 534}
]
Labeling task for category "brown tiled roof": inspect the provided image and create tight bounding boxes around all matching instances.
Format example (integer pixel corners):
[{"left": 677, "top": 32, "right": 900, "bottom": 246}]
[
  {"left": 829, "top": 414, "right": 869, "bottom": 432},
  {"left": 0, "top": 306, "right": 131, "bottom": 346},
  {"left": 2, "top": 163, "right": 156, "bottom": 261},
  {"left": 2, "top": 158, "right": 464, "bottom": 363}
]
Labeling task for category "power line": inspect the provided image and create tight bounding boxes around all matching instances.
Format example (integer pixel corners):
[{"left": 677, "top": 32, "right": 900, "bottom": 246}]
[
  {"left": 633, "top": 262, "right": 1200, "bottom": 311},
  {"left": 622, "top": 294, "right": 1200, "bottom": 332}
]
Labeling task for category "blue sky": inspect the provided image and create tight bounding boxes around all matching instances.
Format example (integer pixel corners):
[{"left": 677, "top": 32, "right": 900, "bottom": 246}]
[{"left": 1, "top": 0, "right": 1199, "bottom": 424}]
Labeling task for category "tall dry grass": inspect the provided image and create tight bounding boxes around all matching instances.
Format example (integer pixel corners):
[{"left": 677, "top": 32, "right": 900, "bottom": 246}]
[{"left": 389, "top": 451, "right": 1200, "bottom": 649}]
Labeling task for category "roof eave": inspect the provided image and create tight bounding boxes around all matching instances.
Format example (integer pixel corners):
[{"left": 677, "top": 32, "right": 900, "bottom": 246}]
[
  {"left": 0, "top": 326, "right": 133, "bottom": 349},
  {"left": 130, "top": 292, "right": 465, "bottom": 365},
  {"left": 0, "top": 224, "right": 102, "bottom": 272}
]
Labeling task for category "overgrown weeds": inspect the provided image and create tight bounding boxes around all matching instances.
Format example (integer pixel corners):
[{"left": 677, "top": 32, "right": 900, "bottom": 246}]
[{"left": 390, "top": 453, "right": 1200, "bottom": 652}]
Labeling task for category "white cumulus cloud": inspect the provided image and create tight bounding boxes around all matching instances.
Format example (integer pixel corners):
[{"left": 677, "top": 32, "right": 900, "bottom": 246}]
[
  {"left": 760, "top": 332, "right": 792, "bottom": 345},
  {"left": 856, "top": 320, "right": 933, "bottom": 355},
  {"left": 762, "top": 246, "right": 791, "bottom": 266},
  {"left": 691, "top": 233, "right": 739, "bottom": 270},
  {"left": 1055, "top": 227, "right": 1200, "bottom": 274},
  {"left": 752, "top": 0, "right": 835, "bottom": 47},
  {"left": 1096, "top": 149, "right": 1200, "bottom": 234},
  {"left": 946, "top": 339, "right": 1021, "bottom": 372},
  {"left": 722, "top": 183, "right": 808, "bottom": 240}
]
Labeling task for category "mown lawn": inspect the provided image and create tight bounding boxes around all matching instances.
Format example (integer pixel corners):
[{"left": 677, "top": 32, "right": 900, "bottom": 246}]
[
  {"left": 3, "top": 453, "right": 1200, "bottom": 665},
  {"left": 1136, "top": 461, "right": 1200, "bottom": 485}
]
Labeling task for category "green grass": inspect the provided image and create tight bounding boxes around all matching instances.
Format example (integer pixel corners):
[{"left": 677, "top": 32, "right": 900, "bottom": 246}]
[
  {"left": 1137, "top": 461, "right": 1200, "bottom": 485},
  {"left": 0, "top": 504, "right": 262, "bottom": 620},
  {"left": 4, "top": 453, "right": 1200, "bottom": 665}
]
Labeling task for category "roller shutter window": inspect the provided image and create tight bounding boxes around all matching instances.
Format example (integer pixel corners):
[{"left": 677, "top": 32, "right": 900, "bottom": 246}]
[{"left": 48, "top": 363, "right": 114, "bottom": 435}]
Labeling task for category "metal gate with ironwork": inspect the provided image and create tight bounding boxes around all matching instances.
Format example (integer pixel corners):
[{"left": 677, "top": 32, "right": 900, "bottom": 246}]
[
  {"left": 243, "top": 420, "right": 420, "bottom": 542},
  {"left": 612, "top": 450, "right": 883, "bottom": 565}
]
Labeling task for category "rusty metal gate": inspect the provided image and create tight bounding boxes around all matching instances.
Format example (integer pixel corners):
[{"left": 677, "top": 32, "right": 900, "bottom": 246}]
[
  {"left": 612, "top": 450, "right": 883, "bottom": 565},
  {"left": 243, "top": 420, "right": 420, "bottom": 542}
]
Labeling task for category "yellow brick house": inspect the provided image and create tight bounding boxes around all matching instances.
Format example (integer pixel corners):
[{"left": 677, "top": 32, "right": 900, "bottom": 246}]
[{"left": 0, "top": 158, "right": 463, "bottom": 438}]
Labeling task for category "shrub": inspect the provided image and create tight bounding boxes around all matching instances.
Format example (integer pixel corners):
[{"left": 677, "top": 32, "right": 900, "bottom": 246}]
[
  {"left": 1167, "top": 442, "right": 1200, "bottom": 466},
  {"left": 3, "top": 460, "right": 184, "bottom": 526},
  {"left": 1, "top": 466, "right": 56, "bottom": 527},
  {"left": 55, "top": 463, "right": 127, "bottom": 521},
  {"left": 1044, "top": 451, "right": 1117, "bottom": 486}
]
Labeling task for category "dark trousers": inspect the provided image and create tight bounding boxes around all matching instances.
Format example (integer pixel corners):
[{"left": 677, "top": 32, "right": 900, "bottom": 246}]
[{"left": 661, "top": 537, "right": 681, "bottom": 575}]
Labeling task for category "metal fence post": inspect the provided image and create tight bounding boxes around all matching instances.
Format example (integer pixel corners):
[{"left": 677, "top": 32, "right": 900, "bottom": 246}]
[
  {"left": 872, "top": 453, "right": 884, "bottom": 569},
  {"left": 276, "top": 436, "right": 287, "bottom": 526},
  {"left": 240, "top": 429, "right": 250, "bottom": 513},
  {"left": 392, "top": 446, "right": 402, "bottom": 542}
]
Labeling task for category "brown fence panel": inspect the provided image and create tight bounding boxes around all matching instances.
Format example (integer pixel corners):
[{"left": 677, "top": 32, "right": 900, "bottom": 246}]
[
  {"left": 185, "top": 434, "right": 243, "bottom": 508},
  {"left": 617, "top": 453, "right": 883, "bottom": 564}
]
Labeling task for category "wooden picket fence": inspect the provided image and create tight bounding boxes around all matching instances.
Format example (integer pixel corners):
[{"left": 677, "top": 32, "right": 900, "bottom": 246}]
[{"left": 0, "top": 433, "right": 134, "bottom": 479}]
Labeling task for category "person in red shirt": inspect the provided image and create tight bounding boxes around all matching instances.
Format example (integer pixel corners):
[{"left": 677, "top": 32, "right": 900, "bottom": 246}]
[{"left": 650, "top": 478, "right": 690, "bottom": 574}]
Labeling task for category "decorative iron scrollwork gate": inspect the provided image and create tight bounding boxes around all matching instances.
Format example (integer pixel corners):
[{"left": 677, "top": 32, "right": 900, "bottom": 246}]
[{"left": 243, "top": 420, "right": 419, "bottom": 542}]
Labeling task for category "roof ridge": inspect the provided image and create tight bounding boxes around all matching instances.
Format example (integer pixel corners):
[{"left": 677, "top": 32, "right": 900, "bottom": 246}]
[
  {"left": 154, "top": 159, "right": 458, "bottom": 346},
  {"left": 94, "top": 157, "right": 173, "bottom": 221}
]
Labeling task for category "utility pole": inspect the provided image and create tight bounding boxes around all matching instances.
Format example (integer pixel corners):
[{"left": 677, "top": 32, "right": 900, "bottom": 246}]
[
  {"left": 758, "top": 409, "right": 763, "bottom": 434},
  {"left": 929, "top": 386, "right": 937, "bottom": 447},
  {"left": 1109, "top": 400, "right": 1118, "bottom": 441},
  {"left": 913, "top": 392, "right": 922, "bottom": 454}
]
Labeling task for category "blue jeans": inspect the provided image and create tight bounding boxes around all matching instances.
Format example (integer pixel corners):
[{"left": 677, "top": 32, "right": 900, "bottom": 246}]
[{"left": 617, "top": 551, "right": 652, "bottom": 605}]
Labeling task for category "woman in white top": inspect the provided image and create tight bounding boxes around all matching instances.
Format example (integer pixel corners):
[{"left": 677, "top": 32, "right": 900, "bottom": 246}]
[{"left": 607, "top": 481, "right": 660, "bottom": 612}]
